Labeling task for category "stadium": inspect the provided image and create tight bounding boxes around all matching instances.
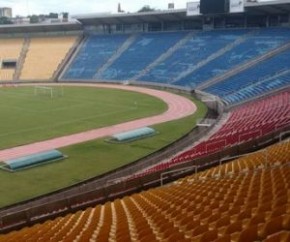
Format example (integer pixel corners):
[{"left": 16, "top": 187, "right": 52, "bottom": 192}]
[{"left": 0, "top": 0, "right": 290, "bottom": 241}]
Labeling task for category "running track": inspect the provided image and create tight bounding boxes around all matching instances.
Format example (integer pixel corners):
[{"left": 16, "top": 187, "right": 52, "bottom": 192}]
[{"left": 0, "top": 83, "right": 197, "bottom": 162}]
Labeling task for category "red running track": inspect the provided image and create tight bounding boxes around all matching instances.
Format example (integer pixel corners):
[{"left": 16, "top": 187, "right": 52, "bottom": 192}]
[{"left": 0, "top": 83, "right": 197, "bottom": 162}]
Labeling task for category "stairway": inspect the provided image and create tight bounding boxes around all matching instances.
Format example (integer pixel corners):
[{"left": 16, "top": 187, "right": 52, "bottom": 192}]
[
  {"left": 198, "top": 42, "right": 290, "bottom": 90},
  {"left": 54, "top": 35, "right": 85, "bottom": 81},
  {"left": 13, "top": 37, "right": 30, "bottom": 81},
  {"left": 171, "top": 31, "right": 254, "bottom": 84},
  {"left": 223, "top": 68, "right": 290, "bottom": 108},
  {"left": 131, "top": 32, "right": 196, "bottom": 81},
  {"left": 94, "top": 34, "right": 138, "bottom": 79}
]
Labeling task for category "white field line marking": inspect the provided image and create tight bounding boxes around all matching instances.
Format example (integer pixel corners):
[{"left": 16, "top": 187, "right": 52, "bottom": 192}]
[
  {"left": 0, "top": 88, "right": 161, "bottom": 113},
  {"left": 0, "top": 106, "right": 140, "bottom": 139}
]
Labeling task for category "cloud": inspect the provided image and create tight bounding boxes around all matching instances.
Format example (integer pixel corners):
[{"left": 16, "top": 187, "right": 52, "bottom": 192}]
[
  {"left": 1, "top": 0, "right": 189, "bottom": 16},
  {"left": 1, "top": 0, "right": 277, "bottom": 17}
]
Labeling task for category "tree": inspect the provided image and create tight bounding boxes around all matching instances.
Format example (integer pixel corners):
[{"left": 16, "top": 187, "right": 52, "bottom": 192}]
[
  {"left": 48, "top": 12, "right": 58, "bottom": 19},
  {"left": 29, "top": 15, "right": 39, "bottom": 23},
  {"left": 0, "top": 17, "right": 12, "bottom": 25},
  {"left": 138, "top": 5, "right": 155, "bottom": 13}
]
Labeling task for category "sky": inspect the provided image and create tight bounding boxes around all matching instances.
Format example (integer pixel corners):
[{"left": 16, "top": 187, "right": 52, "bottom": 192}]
[
  {"left": 0, "top": 0, "right": 192, "bottom": 17},
  {"left": 0, "top": 0, "right": 275, "bottom": 17}
]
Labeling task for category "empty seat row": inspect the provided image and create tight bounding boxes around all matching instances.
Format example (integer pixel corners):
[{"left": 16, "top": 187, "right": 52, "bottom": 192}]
[
  {"left": 204, "top": 48, "right": 290, "bottom": 105},
  {"left": 0, "top": 36, "right": 78, "bottom": 81},
  {"left": 133, "top": 90, "right": 290, "bottom": 178},
  {"left": 176, "top": 28, "right": 290, "bottom": 88},
  {"left": 62, "top": 27, "right": 290, "bottom": 105},
  {"left": 1, "top": 141, "right": 289, "bottom": 242},
  {"left": 20, "top": 36, "right": 77, "bottom": 81},
  {"left": 63, "top": 34, "right": 129, "bottom": 80},
  {"left": 140, "top": 29, "right": 249, "bottom": 85},
  {"left": 0, "top": 38, "right": 24, "bottom": 81}
]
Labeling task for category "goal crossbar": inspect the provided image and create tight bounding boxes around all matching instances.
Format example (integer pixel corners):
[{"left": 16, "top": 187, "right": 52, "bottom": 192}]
[{"left": 34, "top": 86, "right": 63, "bottom": 98}]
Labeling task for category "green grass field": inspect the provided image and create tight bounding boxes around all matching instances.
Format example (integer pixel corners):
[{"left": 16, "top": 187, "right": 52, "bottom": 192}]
[
  {"left": 0, "top": 86, "right": 167, "bottom": 149},
  {"left": 0, "top": 86, "right": 207, "bottom": 208}
]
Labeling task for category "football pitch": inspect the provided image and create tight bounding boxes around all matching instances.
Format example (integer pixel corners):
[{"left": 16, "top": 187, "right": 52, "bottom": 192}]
[
  {"left": 0, "top": 85, "right": 207, "bottom": 207},
  {"left": 0, "top": 86, "right": 167, "bottom": 150}
]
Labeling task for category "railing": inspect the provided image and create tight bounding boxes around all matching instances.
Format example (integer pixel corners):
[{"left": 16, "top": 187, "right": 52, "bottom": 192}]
[
  {"left": 132, "top": 32, "right": 196, "bottom": 81},
  {"left": 160, "top": 166, "right": 197, "bottom": 186},
  {"left": 239, "top": 129, "right": 262, "bottom": 143},
  {"left": 206, "top": 139, "right": 226, "bottom": 153},
  {"left": 172, "top": 32, "right": 252, "bottom": 84},
  {"left": 0, "top": 96, "right": 216, "bottom": 219},
  {"left": 197, "top": 42, "right": 290, "bottom": 90},
  {"left": 0, "top": 127, "right": 289, "bottom": 234},
  {"left": 279, "top": 130, "right": 290, "bottom": 142},
  {"left": 0, "top": 82, "right": 288, "bottom": 233}
]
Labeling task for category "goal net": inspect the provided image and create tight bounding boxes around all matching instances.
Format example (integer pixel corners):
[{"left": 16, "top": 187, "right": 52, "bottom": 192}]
[{"left": 34, "top": 86, "right": 64, "bottom": 98}]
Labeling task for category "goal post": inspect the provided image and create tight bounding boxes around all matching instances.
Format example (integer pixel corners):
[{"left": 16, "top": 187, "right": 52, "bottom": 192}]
[
  {"left": 34, "top": 86, "right": 53, "bottom": 98},
  {"left": 34, "top": 85, "right": 64, "bottom": 98}
]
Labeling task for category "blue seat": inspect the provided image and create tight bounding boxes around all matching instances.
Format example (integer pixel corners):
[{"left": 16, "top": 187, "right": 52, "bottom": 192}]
[
  {"left": 101, "top": 32, "right": 187, "bottom": 80},
  {"left": 176, "top": 28, "right": 290, "bottom": 88},
  {"left": 140, "top": 29, "right": 249, "bottom": 85},
  {"left": 204, "top": 48, "right": 290, "bottom": 105},
  {"left": 63, "top": 34, "right": 129, "bottom": 80},
  {"left": 62, "top": 27, "right": 290, "bottom": 100}
]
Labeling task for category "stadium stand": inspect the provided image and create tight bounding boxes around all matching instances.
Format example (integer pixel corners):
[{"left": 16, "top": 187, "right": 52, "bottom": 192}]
[
  {"left": 203, "top": 48, "right": 290, "bottom": 105},
  {"left": 0, "top": 141, "right": 289, "bottom": 241},
  {"left": 175, "top": 28, "right": 290, "bottom": 88},
  {"left": 134, "top": 90, "right": 290, "bottom": 177},
  {"left": 20, "top": 36, "right": 77, "bottom": 81},
  {"left": 61, "top": 28, "right": 290, "bottom": 86},
  {"left": 62, "top": 28, "right": 290, "bottom": 106},
  {"left": 0, "top": 69, "right": 14, "bottom": 81},
  {"left": 139, "top": 29, "right": 250, "bottom": 84},
  {"left": 0, "top": 38, "right": 24, "bottom": 81},
  {"left": 63, "top": 34, "right": 129, "bottom": 79},
  {"left": 1, "top": 4, "right": 290, "bottom": 240},
  {"left": 96, "top": 32, "right": 188, "bottom": 80},
  {"left": 0, "top": 38, "right": 24, "bottom": 60}
]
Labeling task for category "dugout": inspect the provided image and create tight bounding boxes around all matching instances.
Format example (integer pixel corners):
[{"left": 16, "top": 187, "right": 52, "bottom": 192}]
[
  {"left": 109, "top": 127, "right": 157, "bottom": 143},
  {"left": 1, "top": 59, "right": 17, "bottom": 69},
  {"left": 2, "top": 150, "right": 66, "bottom": 172}
]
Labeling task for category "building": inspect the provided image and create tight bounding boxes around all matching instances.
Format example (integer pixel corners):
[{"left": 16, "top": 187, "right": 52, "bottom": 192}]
[
  {"left": 0, "top": 7, "right": 12, "bottom": 18},
  {"left": 75, "top": 0, "right": 290, "bottom": 33}
]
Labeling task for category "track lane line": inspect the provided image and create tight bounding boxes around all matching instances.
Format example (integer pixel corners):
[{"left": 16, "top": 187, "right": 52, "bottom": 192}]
[{"left": 0, "top": 83, "right": 197, "bottom": 161}]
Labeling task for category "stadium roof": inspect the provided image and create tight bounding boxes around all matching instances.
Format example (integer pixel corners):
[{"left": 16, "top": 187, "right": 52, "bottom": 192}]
[
  {"left": 245, "top": 0, "right": 290, "bottom": 14},
  {"left": 0, "top": 22, "right": 82, "bottom": 34},
  {"left": 75, "top": 9, "right": 189, "bottom": 26},
  {"left": 76, "top": 0, "right": 290, "bottom": 26},
  {"left": 0, "top": 0, "right": 289, "bottom": 34}
]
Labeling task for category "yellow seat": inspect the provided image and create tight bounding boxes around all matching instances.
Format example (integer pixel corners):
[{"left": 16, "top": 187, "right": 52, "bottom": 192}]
[
  {"left": 20, "top": 36, "right": 77, "bottom": 81},
  {"left": 264, "top": 231, "right": 290, "bottom": 242},
  {"left": 258, "top": 215, "right": 285, "bottom": 240},
  {"left": 235, "top": 225, "right": 259, "bottom": 242}
]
